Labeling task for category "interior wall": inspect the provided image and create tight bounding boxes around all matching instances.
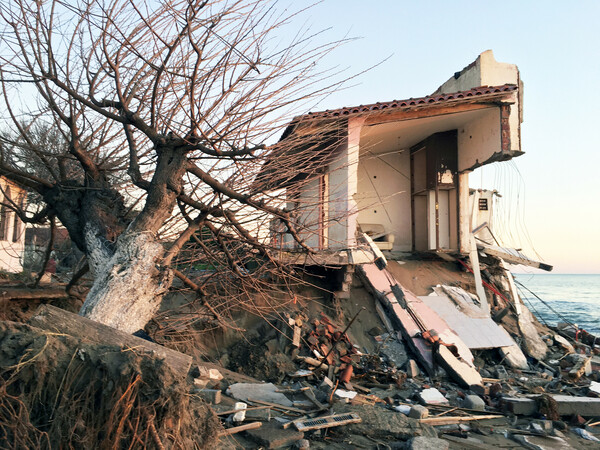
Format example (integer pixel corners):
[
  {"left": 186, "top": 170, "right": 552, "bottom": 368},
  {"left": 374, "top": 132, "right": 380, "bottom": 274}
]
[{"left": 355, "top": 147, "right": 412, "bottom": 251}]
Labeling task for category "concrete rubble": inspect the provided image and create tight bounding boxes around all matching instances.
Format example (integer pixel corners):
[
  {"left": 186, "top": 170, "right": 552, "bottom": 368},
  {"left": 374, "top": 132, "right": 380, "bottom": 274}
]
[{"left": 204, "top": 257, "right": 600, "bottom": 449}]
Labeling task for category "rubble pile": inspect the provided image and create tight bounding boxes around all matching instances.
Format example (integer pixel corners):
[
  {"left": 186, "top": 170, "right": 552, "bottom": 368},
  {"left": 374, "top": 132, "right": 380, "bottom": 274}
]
[{"left": 201, "top": 264, "right": 600, "bottom": 449}]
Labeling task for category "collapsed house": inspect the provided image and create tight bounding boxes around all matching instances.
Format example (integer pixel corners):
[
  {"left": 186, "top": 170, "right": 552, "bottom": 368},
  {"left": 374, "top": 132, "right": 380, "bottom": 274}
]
[{"left": 262, "top": 50, "right": 555, "bottom": 388}]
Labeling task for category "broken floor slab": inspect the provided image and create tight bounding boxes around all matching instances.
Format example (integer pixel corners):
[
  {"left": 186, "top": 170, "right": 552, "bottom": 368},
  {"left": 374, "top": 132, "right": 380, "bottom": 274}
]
[{"left": 226, "top": 383, "right": 293, "bottom": 407}]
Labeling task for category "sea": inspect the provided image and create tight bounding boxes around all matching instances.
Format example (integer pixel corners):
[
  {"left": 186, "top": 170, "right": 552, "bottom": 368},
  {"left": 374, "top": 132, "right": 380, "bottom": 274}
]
[{"left": 514, "top": 274, "right": 600, "bottom": 335}]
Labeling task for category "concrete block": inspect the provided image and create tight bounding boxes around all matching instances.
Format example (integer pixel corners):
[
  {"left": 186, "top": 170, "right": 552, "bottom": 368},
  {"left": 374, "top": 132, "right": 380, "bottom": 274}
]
[
  {"left": 246, "top": 422, "right": 304, "bottom": 449},
  {"left": 463, "top": 394, "right": 485, "bottom": 411},
  {"left": 409, "top": 436, "right": 449, "bottom": 450},
  {"left": 502, "top": 397, "right": 537, "bottom": 416},
  {"left": 408, "top": 405, "right": 429, "bottom": 419},
  {"left": 552, "top": 395, "right": 600, "bottom": 417},
  {"left": 494, "top": 365, "right": 509, "bottom": 379},
  {"left": 192, "top": 388, "right": 221, "bottom": 404}
]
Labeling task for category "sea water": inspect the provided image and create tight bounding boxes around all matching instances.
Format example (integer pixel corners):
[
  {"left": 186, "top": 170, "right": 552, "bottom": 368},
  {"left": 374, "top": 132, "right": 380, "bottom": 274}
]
[{"left": 514, "top": 274, "right": 600, "bottom": 335}]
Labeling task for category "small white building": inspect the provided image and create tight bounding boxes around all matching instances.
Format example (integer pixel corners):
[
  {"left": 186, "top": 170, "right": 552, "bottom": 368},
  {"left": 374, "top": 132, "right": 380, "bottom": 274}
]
[
  {"left": 264, "top": 51, "right": 528, "bottom": 263},
  {"left": 0, "top": 176, "right": 27, "bottom": 272}
]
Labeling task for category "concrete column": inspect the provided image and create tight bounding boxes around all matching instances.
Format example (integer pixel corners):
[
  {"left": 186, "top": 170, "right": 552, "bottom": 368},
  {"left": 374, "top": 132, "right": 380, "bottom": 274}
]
[{"left": 327, "top": 117, "right": 363, "bottom": 249}]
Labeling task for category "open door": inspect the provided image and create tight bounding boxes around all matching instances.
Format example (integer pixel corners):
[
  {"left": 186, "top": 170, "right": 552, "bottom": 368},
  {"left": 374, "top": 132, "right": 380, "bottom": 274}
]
[{"left": 410, "top": 131, "right": 458, "bottom": 252}]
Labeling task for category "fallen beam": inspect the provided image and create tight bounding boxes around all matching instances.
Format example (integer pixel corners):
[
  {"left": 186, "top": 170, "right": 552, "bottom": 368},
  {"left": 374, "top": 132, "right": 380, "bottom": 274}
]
[
  {"left": 0, "top": 287, "right": 68, "bottom": 301},
  {"left": 28, "top": 304, "right": 192, "bottom": 377}
]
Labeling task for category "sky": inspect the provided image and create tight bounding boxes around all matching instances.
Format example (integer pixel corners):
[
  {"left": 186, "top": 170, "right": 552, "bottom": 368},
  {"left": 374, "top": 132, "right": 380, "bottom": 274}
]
[{"left": 293, "top": 0, "right": 600, "bottom": 274}]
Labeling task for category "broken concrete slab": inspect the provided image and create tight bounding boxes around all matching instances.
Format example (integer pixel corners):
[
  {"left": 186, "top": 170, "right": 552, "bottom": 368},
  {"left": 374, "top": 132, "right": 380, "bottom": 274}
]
[
  {"left": 226, "top": 383, "right": 293, "bottom": 407},
  {"left": 331, "top": 403, "right": 437, "bottom": 440},
  {"left": 499, "top": 344, "right": 529, "bottom": 370},
  {"left": 418, "top": 388, "right": 449, "bottom": 406},
  {"left": 245, "top": 422, "right": 304, "bottom": 449},
  {"left": 503, "top": 395, "right": 600, "bottom": 417},
  {"left": 407, "top": 359, "right": 420, "bottom": 378},
  {"left": 196, "top": 366, "right": 223, "bottom": 381}
]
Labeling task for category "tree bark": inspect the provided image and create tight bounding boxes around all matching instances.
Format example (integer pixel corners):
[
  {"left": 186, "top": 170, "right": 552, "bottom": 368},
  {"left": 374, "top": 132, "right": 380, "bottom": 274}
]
[{"left": 79, "top": 231, "right": 173, "bottom": 333}]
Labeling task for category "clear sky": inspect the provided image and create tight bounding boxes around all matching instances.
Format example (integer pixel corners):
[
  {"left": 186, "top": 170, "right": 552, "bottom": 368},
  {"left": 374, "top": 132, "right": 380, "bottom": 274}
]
[{"left": 296, "top": 0, "right": 600, "bottom": 274}]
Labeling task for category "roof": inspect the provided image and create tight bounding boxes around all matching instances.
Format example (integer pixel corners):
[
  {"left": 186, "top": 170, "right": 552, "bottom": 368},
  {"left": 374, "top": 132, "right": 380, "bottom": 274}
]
[{"left": 298, "top": 84, "right": 518, "bottom": 121}]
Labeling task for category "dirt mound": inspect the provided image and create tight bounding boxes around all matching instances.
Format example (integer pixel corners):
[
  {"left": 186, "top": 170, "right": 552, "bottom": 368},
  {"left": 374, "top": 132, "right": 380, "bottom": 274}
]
[{"left": 0, "top": 321, "right": 220, "bottom": 448}]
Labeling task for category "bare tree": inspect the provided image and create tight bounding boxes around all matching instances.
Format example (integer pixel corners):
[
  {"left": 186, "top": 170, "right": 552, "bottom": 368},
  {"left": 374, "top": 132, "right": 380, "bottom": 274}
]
[{"left": 0, "top": 0, "right": 349, "bottom": 333}]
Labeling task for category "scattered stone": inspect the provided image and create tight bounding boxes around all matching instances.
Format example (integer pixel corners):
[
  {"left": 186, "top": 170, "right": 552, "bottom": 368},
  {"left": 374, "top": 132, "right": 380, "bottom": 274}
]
[
  {"left": 418, "top": 388, "right": 449, "bottom": 406},
  {"left": 463, "top": 395, "right": 485, "bottom": 411},
  {"left": 409, "top": 436, "right": 449, "bottom": 450},
  {"left": 245, "top": 422, "right": 304, "bottom": 449},
  {"left": 408, "top": 405, "right": 429, "bottom": 419}
]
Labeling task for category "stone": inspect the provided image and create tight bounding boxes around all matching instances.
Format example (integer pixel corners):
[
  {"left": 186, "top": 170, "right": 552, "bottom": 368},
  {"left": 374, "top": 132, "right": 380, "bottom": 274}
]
[
  {"left": 246, "top": 422, "right": 304, "bottom": 449},
  {"left": 418, "top": 388, "right": 449, "bottom": 406},
  {"left": 463, "top": 394, "right": 485, "bottom": 411},
  {"left": 408, "top": 405, "right": 429, "bottom": 419},
  {"left": 409, "top": 436, "right": 449, "bottom": 450},
  {"left": 407, "top": 359, "right": 420, "bottom": 378},
  {"left": 226, "top": 383, "right": 293, "bottom": 407}
]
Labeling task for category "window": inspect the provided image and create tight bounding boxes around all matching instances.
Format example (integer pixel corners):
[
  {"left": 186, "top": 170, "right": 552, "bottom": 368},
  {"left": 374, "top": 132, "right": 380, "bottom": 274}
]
[
  {"left": 0, "top": 187, "right": 11, "bottom": 241},
  {"left": 478, "top": 198, "right": 488, "bottom": 211},
  {"left": 12, "top": 194, "right": 24, "bottom": 242}
]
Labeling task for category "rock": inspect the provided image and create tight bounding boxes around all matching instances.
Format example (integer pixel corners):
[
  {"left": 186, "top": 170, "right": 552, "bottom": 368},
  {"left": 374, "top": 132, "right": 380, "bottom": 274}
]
[
  {"left": 418, "top": 388, "right": 449, "bottom": 406},
  {"left": 408, "top": 405, "right": 429, "bottom": 419},
  {"left": 409, "top": 436, "right": 449, "bottom": 450},
  {"left": 463, "top": 395, "right": 485, "bottom": 411},
  {"left": 295, "top": 439, "right": 310, "bottom": 450},
  {"left": 407, "top": 359, "right": 420, "bottom": 378},
  {"left": 246, "top": 422, "right": 304, "bottom": 449}
]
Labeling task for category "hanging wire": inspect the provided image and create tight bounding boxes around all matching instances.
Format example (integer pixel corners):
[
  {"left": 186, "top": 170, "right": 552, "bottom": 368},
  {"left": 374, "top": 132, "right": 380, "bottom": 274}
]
[{"left": 514, "top": 278, "right": 577, "bottom": 329}]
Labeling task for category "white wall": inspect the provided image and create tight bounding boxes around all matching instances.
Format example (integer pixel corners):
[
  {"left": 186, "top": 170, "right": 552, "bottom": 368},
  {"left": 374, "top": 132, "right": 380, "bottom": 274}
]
[
  {"left": 355, "top": 149, "right": 412, "bottom": 251},
  {"left": 0, "top": 178, "right": 26, "bottom": 273}
]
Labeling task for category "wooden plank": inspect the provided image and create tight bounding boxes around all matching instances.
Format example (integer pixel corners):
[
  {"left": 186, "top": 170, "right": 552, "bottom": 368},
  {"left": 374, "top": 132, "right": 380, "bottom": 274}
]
[
  {"left": 218, "top": 422, "right": 262, "bottom": 437},
  {"left": 478, "top": 244, "right": 553, "bottom": 272},
  {"left": 294, "top": 413, "right": 361, "bottom": 431},
  {"left": 28, "top": 304, "right": 192, "bottom": 377},
  {"left": 247, "top": 398, "right": 311, "bottom": 414},
  {"left": 420, "top": 414, "right": 503, "bottom": 426}
]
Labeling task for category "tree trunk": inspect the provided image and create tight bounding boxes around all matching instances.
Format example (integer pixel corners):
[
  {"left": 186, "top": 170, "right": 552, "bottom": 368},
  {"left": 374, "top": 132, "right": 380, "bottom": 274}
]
[{"left": 79, "top": 230, "right": 173, "bottom": 333}]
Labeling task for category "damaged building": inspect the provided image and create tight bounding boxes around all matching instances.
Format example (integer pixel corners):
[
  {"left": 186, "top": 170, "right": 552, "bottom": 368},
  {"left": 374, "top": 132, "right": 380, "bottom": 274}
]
[{"left": 260, "top": 50, "right": 556, "bottom": 389}]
